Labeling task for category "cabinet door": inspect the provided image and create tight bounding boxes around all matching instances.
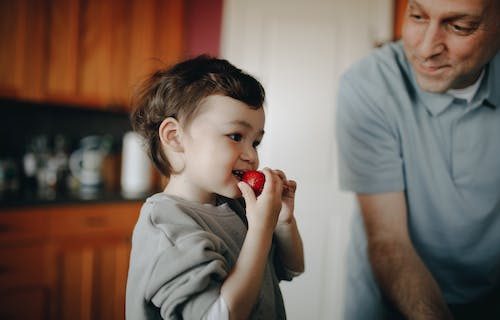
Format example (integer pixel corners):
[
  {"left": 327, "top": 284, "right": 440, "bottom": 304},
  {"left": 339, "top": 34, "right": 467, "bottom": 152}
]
[
  {"left": 49, "top": 202, "right": 140, "bottom": 320},
  {"left": 0, "top": 203, "right": 140, "bottom": 320},
  {"left": 63, "top": 0, "right": 184, "bottom": 108},
  {"left": 45, "top": 0, "right": 123, "bottom": 106},
  {"left": 76, "top": 0, "right": 130, "bottom": 107},
  {"left": 126, "top": 0, "right": 184, "bottom": 105},
  {"left": 0, "top": 208, "right": 53, "bottom": 320},
  {"left": 0, "top": 245, "right": 52, "bottom": 320},
  {"left": 44, "top": 0, "right": 81, "bottom": 103},
  {"left": 0, "top": 245, "right": 50, "bottom": 289},
  {"left": 0, "top": 288, "right": 50, "bottom": 320},
  {"left": 1, "top": 0, "right": 184, "bottom": 109},
  {"left": 0, "top": 0, "right": 46, "bottom": 101},
  {"left": 54, "top": 240, "right": 131, "bottom": 320}
]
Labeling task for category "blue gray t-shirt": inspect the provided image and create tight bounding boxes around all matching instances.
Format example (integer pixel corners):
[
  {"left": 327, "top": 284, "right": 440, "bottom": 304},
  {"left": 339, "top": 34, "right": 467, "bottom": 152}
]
[{"left": 336, "top": 41, "right": 500, "bottom": 312}]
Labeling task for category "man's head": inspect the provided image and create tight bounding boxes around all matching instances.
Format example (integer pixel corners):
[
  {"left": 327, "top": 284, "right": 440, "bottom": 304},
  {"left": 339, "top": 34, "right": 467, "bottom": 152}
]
[{"left": 402, "top": 0, "right": 500, "bottom": 93}]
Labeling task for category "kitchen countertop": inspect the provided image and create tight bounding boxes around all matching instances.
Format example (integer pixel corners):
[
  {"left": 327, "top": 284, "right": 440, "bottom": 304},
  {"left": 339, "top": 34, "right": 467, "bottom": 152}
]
[{"left": 0, "top": 188, "right": 152, "bottom": 210}]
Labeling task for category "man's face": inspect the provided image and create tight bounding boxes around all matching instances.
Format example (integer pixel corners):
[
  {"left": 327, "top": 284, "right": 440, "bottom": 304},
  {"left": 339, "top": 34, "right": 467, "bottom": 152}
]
[{"left": 402, "top": 0, "right": 500, "bottom": 93}]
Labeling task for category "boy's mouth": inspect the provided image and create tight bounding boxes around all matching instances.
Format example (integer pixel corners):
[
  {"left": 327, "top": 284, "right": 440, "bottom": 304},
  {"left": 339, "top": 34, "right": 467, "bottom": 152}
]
[{"left": 232, "top": 170, "right": 244, "bottom": 181}]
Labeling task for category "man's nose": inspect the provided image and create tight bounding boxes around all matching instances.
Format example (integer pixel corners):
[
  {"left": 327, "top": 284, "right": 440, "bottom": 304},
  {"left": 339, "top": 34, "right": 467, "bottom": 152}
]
[{"left": 418, "top": 23, "right": 445, "bottom": 60}]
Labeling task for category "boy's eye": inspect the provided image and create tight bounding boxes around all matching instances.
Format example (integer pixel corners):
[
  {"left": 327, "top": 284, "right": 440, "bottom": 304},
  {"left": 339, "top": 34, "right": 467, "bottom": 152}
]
[
  {"left": 253, "top": 140, "right": 261, "bottom": 148},
  {"left": 228, "top": 133, "right": 242, "bottom": 142}
]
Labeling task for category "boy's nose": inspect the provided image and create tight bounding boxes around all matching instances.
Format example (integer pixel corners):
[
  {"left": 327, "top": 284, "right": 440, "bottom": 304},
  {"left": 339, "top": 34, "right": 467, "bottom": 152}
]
[{"left": 241, "top": 146, "right": 258, "bottom": 164}]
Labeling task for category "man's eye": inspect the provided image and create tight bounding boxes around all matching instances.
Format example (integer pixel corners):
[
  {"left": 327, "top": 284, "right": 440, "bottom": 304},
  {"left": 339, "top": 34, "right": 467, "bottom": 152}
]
[
  {"left": 407, "top": 7, "right": 424, "bottom": 21},
  {"left": 410, "top": 14, "right": 423, "bottom": 20},
  {"left": 449, "top": 23, "right": 475, "bottom": 35},
  {"left": 228, "top": 133, "right": 242, "bottom": 142}
]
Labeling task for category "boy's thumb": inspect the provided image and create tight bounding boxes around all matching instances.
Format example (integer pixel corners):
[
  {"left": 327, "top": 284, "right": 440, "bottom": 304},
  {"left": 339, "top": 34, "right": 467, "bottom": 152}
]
[{"left": 238, "top": 181, "right": 256, "bottom": 202}]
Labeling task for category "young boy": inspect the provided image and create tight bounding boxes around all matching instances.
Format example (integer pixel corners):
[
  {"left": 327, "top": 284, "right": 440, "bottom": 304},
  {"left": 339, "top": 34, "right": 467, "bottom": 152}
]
[{"left": 125, "top": 55, "right": 304, "bottom": 319}]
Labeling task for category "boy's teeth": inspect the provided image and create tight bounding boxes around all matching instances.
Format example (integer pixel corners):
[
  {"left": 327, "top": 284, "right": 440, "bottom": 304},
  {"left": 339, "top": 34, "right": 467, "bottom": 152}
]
[{"left": 232, "top": 170, "right": 244, "bottom": 180}]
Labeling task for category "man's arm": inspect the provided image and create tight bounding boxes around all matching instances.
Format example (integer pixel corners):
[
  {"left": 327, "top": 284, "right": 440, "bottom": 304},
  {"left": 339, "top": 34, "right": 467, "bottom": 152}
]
[{"left": 358, "top": 191, "right": 453, "bottom": 320}]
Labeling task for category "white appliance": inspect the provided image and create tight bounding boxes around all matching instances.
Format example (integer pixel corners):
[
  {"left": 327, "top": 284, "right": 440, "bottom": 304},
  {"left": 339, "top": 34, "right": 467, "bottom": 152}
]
[{"left": 120, "top": 131, "right": 152, "bottom": 198}]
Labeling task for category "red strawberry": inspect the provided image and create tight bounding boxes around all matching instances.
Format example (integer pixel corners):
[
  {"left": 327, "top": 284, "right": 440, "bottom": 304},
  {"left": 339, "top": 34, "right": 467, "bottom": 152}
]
[{"left": 241, "top": 170, "right": 265, "bottom": 196}]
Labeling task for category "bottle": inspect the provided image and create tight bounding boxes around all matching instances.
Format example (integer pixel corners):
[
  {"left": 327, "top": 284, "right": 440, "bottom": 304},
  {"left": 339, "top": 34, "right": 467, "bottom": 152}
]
[
  {"left": 22, "top": 141, "right": 38, "bottom": 192},
  {"left": 120, "top": 131, "right": 152, "bottom": 198},
  {"left": 52, "top": 134, "right": 70, "bottom": 193}
]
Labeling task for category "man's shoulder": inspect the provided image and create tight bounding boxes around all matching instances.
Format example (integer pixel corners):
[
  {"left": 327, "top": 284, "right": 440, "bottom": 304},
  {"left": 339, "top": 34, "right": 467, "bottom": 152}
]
[
  {"left": 336, "top": 42, "right": 416, "bottom": 132},
  {"left": 342, "top": 41, "right": 409, "bottom": 85},
  {"left": 490, "top": 50, "right": 500, "bottom": 74}
]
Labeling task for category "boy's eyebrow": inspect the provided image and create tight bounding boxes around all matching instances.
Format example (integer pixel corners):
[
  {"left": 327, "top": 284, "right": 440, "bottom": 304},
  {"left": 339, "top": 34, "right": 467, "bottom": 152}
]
[{"left": 229, "top": 120, "right": 265, "bottom": 135}]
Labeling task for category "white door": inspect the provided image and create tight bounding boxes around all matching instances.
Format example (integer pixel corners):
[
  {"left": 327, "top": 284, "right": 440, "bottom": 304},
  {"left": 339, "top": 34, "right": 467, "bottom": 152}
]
[{"left": 221, "top": 1, "right": 393, "bottom": 318}]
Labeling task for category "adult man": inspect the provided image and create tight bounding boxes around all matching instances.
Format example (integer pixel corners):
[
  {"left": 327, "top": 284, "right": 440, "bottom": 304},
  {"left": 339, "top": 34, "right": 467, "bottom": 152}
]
[{"left": 336, "top": 0, "right": 500, "bottom": 319}]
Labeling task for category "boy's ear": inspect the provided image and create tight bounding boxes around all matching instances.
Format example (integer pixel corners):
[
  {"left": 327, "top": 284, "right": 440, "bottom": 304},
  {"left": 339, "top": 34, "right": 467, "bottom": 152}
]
[{"left": 159, "top": 117, "right": 183, "bottom": 152}]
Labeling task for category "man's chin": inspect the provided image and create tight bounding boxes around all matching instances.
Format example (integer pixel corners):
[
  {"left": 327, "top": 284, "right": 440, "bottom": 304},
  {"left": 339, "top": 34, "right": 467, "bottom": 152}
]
[{"left": 415, "top": 75, "right": 450, "bottom": 93}]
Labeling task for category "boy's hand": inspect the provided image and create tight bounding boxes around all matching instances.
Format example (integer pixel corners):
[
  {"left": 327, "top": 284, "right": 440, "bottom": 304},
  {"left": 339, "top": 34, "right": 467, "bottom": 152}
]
[
  {"left": 238, "top": 168, "right": 283, "bottom": 233},
  {"left": 274, "top": 170, "right": 297, "bottom": 225}
]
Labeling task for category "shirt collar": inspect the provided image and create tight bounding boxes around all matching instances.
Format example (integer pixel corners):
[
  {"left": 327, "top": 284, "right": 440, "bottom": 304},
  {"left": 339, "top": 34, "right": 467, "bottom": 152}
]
[
  {"left": 480, "top": 54, "right": 500, "bottom": 109},
  {"left": 409, "top": 52, "right": 500, "bottom": 116},
  {"left": 415, "top": 83, "right": 455, "bottom": 117},
  {"left": 447, "top": 69, "right": 484, "bottom": 103},
  {"left": 403, "top": 58, "right": 454, "bottom": 116}
]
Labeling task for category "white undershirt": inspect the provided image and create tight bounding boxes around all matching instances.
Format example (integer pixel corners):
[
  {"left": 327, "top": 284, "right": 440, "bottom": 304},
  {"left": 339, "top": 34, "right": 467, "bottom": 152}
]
[
  {"left": 447, "top": 69, "right": 485, "bottom": 103},
  {"left": 202, "top": 296, "right": 229, "bottom": 320},
  {"left": 200, "top": 264, "right": 302, "bottom": 319}
]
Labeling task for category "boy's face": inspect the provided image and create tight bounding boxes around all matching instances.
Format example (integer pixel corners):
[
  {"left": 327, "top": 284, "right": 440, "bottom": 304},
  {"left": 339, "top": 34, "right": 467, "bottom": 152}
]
[{"left": 180, "top": 95, "right": 265, "bottom": 203}]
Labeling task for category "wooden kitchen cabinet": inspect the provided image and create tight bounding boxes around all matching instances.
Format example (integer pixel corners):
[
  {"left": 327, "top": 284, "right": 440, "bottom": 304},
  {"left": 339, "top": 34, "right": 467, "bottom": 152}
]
[
  {"left": 49, "top": 203, "right": 141, "bottom": 320},
  {"left": 0, "top": 288, "right": 49, "bottom": 320},
  {"left": 0, "top": 201, "right": 142, "bottom": 320},
  {"left": 0, "top": 209, "right": 53, "bottom": 320},
  {"left": 0, "top": 0, "right": 184, "bottom": 109}
]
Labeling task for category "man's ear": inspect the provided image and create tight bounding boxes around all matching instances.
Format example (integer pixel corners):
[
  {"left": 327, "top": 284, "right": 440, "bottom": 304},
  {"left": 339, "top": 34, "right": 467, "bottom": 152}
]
[{"left": 159, "top": 117, "right": 183, "bottom": 152}]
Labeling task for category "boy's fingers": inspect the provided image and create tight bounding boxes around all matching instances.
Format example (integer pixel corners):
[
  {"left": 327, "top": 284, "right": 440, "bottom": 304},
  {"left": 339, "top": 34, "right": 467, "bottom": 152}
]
[
  {"left": 274, "top": 169, "right": 287, "bottom": 182},
  {"left": 287, "top": 180, "right": 297, "bottom": 192},
  {"left": 238, "top": 181, "right": 256, "bottom": 203},
  {"left": 261, "top": 168, "right": 274, "bottom": 192}
]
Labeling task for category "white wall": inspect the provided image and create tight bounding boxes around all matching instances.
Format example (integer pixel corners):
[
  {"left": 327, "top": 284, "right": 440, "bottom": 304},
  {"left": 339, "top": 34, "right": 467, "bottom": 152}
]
[{"left": 221, "top": 1, "right": 393, "bottom": 318}]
